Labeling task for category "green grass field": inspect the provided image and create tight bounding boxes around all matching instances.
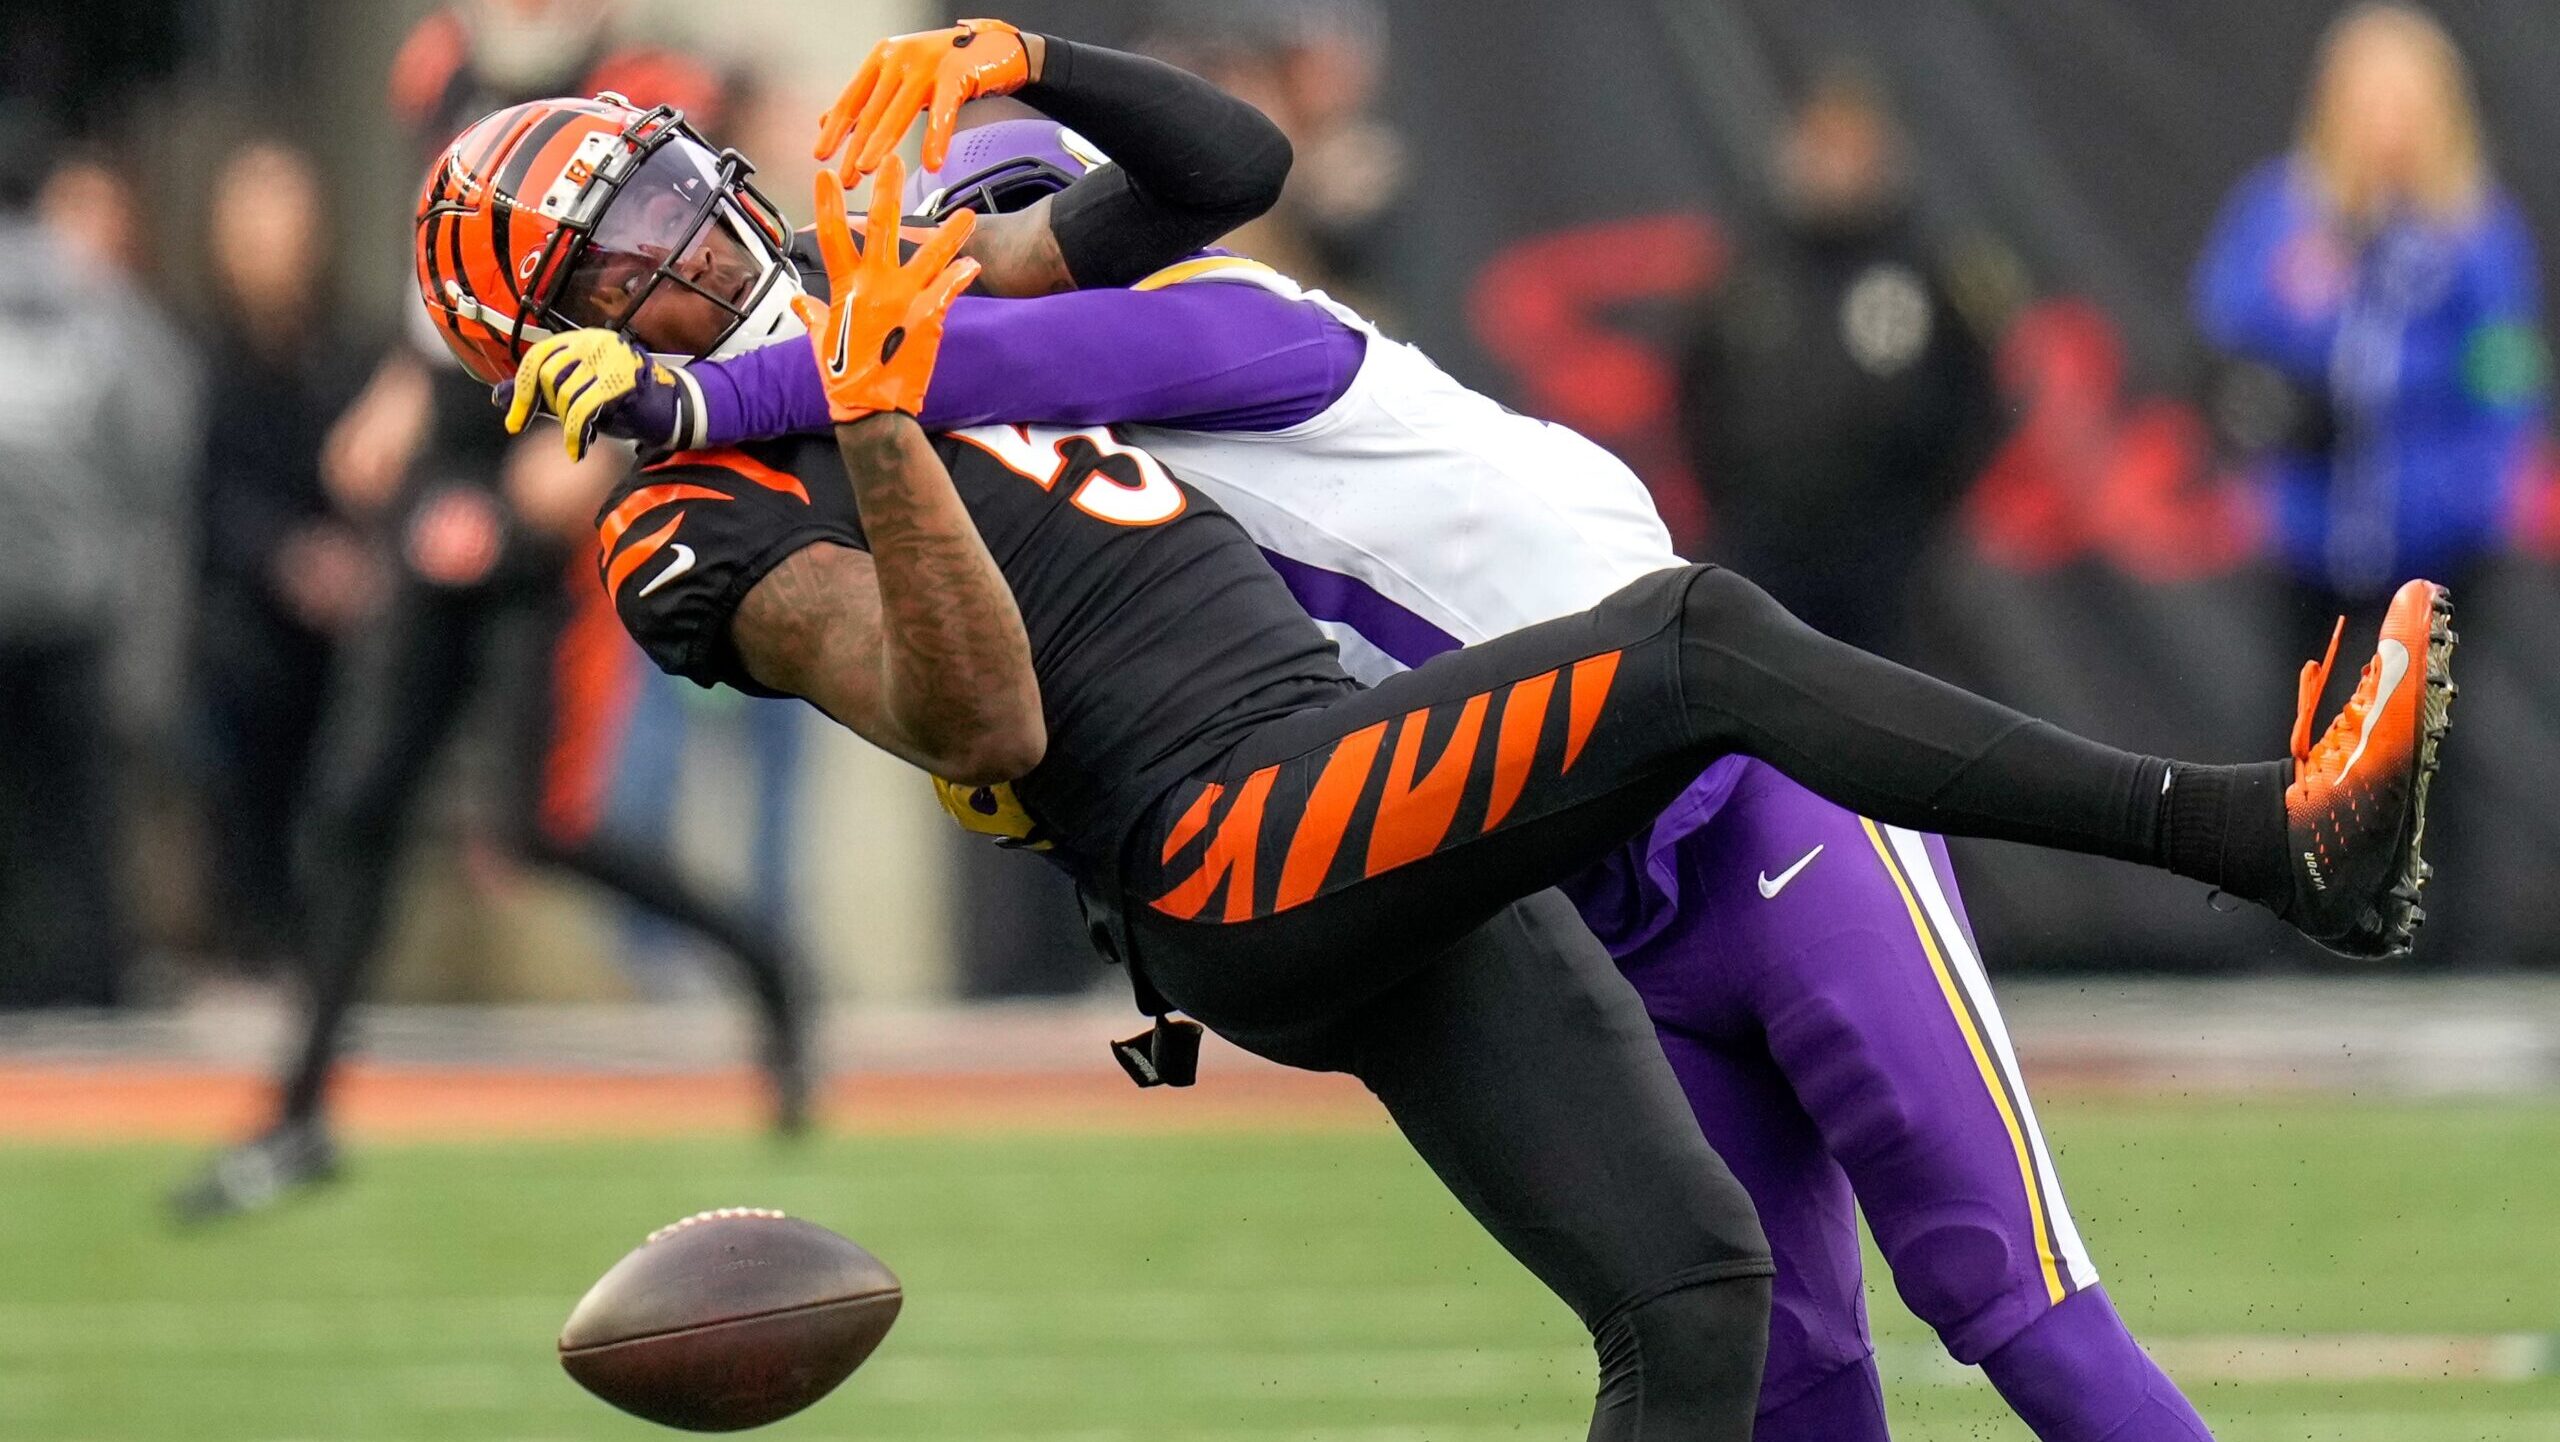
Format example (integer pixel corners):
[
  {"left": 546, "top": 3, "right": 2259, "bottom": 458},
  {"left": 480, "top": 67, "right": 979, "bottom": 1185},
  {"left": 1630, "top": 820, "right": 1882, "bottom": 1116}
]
[{"left": 3, "top": 1096, "right": 2555, "bottom": 1441}]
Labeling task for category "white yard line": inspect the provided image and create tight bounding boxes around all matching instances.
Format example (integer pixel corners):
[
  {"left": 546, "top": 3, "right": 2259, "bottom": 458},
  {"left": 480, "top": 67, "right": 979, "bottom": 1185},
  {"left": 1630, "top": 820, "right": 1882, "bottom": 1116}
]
[{"left": 1876, "top": 1332, "right": 2557, "bottom": 1384}]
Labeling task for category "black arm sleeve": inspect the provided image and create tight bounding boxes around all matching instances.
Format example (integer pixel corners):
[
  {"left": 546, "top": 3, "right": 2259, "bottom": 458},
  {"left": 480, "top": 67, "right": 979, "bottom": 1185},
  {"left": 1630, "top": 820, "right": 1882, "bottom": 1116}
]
[{"left": 1021, "top": 37, "right": 1292, "bottom": 287}]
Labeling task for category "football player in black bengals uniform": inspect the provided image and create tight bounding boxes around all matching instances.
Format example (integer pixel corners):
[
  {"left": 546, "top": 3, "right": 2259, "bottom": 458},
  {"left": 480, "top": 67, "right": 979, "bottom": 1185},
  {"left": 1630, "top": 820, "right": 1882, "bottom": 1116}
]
[
  {"left": 585, "top": 164, "right": 1783, "bottom": 1436},
  {"left": 452, "top": 27, "right": 2452, "bottom": 1441},
  {"left": 599, "top": 169, "right": 2456, "bottom": 1441}
]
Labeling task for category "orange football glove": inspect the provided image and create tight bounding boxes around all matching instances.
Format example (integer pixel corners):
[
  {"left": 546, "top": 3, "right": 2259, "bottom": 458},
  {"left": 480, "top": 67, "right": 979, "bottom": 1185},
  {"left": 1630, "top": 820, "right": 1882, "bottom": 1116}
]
[
  {"left": 789, "top": 159, "right": 981, "bottom": 423},
  {"left": 815, "top": 18, "right": 1031, "bottom": 176}
]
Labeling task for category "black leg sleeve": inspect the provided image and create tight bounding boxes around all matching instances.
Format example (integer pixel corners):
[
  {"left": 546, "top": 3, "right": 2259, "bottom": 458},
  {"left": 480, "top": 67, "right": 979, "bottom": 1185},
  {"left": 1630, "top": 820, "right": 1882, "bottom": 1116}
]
[
  {"left": 1025, "top": 38, "right": 1291, "bottom": 286},
  {"left": 1671, "top": 565, "right": 2173, "bottom": 865},
  {"left": 532, "top": 834, "right": 809, "bottom": 1063},
  {"left": 484, "top": 592, "right": 811, "bottom": 1065},
  {"left": 1591, "top": 1274, "right": 1776, "bottom": 1442},
  {"left": 1123, "top": 564, "right": 2252, "bottom": 1010},
  {"left": 281, "top": 583, "right": 487, "bottom": 1124}
]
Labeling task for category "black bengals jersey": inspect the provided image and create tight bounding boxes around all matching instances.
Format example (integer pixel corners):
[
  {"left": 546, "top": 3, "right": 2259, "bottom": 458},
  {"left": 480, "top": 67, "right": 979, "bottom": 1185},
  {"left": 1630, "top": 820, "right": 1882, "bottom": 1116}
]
[{"left": 598, "top": 423, "right": 1353, "bottom": 874}]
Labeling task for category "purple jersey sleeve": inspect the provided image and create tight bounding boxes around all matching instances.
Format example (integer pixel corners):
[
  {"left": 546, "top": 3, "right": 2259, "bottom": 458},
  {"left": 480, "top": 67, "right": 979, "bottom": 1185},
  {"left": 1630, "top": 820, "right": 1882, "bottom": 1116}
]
[{"left": 689, "top": 281, "right": 1366, "bottom": 445}]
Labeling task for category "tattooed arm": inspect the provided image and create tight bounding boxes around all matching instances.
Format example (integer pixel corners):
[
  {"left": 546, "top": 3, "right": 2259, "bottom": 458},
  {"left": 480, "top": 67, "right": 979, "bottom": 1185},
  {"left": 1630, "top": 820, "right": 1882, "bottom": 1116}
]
[
  {"left": 962, "top": 195, "right": 1076, "bottom": 297},
  {"left": 732, "top": 413, "right": 1044, "bottom": 782}
]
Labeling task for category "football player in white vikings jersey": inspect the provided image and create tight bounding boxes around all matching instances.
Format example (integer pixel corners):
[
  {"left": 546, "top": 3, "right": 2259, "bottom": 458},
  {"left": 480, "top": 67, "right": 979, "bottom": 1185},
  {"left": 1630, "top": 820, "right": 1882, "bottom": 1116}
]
[{"left": 522, "top": 99, "right": 2226, "bottom": 1441}]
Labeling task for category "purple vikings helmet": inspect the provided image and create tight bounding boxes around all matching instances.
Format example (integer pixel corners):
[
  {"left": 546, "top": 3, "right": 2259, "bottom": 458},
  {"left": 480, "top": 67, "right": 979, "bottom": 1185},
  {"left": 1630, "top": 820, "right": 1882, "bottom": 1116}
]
[{"left": 903, "top": 118, "right": 1110, "bottom": 220}]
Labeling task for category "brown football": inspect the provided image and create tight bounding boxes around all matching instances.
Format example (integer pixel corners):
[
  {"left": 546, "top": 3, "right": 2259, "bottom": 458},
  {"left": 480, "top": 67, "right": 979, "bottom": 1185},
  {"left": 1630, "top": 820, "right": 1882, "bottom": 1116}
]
[{"left": 558, "top": 1208, "right": 903, "bottom": 1432}]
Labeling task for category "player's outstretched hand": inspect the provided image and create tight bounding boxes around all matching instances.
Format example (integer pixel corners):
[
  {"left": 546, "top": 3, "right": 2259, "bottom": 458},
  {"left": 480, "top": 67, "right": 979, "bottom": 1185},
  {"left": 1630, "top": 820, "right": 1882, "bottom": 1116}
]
[
  {"left": 498, "top": 330, "right": 689, "bottom": 460},
  {"left": 790, "top": 159, "right": 980, "bottom": 423},
  {"left": 815, "top": 18, "right": 1030, "bottom": 176}
]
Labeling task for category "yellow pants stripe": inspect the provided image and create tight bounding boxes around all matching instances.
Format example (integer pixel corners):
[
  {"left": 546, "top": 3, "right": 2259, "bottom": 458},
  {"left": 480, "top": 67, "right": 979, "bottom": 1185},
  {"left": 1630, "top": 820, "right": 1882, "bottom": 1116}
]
[
  {"left": 1859, "top": 818, "right": 2069, "bottom": 1306},
  {"left": 1131, "top": 255, "right": 1281, "bottom": 291}
]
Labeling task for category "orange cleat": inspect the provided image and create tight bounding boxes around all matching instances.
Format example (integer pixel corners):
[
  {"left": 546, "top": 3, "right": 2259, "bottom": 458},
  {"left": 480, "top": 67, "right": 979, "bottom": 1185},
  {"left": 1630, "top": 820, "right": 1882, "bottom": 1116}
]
[{"left": 2279, "top": 578, "right": 2457, "bottom": 958}]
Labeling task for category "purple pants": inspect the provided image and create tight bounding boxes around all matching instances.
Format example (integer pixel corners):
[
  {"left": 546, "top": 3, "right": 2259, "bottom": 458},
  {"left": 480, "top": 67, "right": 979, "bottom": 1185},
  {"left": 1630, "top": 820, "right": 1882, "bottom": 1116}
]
[{"left": 1570, "top": 760, "right": 2153, "bottom": 1432}]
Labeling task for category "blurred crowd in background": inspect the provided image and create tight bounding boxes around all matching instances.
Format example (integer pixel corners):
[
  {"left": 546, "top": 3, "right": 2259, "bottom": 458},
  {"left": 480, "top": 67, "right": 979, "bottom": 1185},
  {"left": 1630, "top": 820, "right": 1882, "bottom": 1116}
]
[{"left": 2, "top": 0, "right": 2557, "bottom": 1017}]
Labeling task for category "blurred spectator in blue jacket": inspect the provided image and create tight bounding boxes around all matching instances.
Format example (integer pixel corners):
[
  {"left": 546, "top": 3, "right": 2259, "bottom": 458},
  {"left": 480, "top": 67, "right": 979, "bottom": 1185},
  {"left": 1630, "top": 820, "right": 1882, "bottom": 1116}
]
[
  {"left": 2195, "top": 2, "right": 2545, "bottom": 622},
  {"left": 2198, "top": 2, "right": 2550, "bottom": 971}
]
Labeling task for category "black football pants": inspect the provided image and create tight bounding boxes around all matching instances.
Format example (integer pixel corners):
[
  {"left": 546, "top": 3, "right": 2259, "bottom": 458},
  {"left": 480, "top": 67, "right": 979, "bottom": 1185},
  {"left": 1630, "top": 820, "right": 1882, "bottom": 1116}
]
[
  {"left": 1182, "top": 889, "right": 1779, "bottom": 1442},
  {"left": 1121, "top": 562, "right": 2189, "bottom": 1439},
  {"left": 1127, "top": 563, "right": 2175, "bottom": 1019},
  {"left": 279, "top": 567, "right": 804, "bottom": 1124}
]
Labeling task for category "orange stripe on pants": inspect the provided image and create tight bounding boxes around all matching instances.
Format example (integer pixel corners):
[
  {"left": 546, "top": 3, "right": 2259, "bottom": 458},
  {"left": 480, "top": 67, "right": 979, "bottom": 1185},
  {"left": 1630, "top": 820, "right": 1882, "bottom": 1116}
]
[
  {"left": 1481, "top": 670, "right": 1559, "bottom": 832},
  {"left": 1150, "top": 767, "right": 1279, "bottom": 922},
  {"left": 1562, "top": 650, "right": 1622, "bottom": 773},
  {"left": 1275, "top": 721, "right": 1389, "bottom": 912},
  {"left": 1160, "top": 781, "right": 1224, "bottom": 863},
  {"left": 1364, "top": 693, "right": 1491, "bottom": 877}
]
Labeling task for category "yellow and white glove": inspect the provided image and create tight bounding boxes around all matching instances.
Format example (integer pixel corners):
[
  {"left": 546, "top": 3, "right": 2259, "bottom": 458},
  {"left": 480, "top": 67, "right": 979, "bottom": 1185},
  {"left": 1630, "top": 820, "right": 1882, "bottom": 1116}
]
[{"left": 498, "top": 329, "right": 698, "bottom": 460}]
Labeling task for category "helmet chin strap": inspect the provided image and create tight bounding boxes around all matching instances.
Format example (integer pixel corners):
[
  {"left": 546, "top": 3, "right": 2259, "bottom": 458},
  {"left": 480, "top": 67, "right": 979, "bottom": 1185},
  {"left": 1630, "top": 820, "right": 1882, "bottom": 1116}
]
[
  {"left": 643, "top": 223, "right": 808, "bottom": 377},
  {"left": 642, "top": 264, "right": 804, "bottom": 452},
  {"left": 707, "top": 264, "right": 808, "bottom": 360}
]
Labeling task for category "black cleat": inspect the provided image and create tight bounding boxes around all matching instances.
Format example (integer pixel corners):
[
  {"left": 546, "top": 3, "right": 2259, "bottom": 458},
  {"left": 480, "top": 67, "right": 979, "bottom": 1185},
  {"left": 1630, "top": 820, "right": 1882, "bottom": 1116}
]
[
  {"left": 764, "top": 1033, "right": 818, "bottom": 1138},
  {"left": 169, "top": 1119, "right": 341, "bottom": 1225}
]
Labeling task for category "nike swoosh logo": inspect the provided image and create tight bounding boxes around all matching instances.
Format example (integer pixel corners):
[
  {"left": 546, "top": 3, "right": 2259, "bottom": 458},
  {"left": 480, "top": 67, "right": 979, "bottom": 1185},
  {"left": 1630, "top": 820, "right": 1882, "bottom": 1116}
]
[
  {"left": 638, "top": 543, "right": 696, "bottom": 598},
  {"left": 2338, "top": 639, "right": 2410, "bottom": 783},
  {"left": 1758, "top": 844, "right": 1825, "bottom": 899}
]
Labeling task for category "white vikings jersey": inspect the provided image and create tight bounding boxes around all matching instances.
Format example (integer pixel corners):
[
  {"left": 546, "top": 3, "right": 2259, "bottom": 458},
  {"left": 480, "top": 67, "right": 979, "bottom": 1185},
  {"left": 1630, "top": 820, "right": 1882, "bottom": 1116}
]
[
  {"left": 1120, "top": 265, "right": 2105, "bottom": 1303},
  {"left": 1118, "top": 257, "right": 1686, "bottom": 681}
]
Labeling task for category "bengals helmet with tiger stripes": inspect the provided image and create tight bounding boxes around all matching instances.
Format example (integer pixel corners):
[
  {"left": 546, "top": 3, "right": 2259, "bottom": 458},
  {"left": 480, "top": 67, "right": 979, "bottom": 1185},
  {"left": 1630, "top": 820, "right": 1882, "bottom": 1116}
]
[{"left": 414, "top": 92, "right": 800, "bottom": 385}]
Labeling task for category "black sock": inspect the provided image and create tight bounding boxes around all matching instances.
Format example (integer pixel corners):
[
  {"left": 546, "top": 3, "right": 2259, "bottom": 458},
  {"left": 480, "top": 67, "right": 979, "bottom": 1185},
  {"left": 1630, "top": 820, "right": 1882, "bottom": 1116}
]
[
  {"left": 2160, "top": 761, "right": 2292, "bottom": 903},
  {"left": 1677, "top": 567, "right": 2205, "bottom": 867}
]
